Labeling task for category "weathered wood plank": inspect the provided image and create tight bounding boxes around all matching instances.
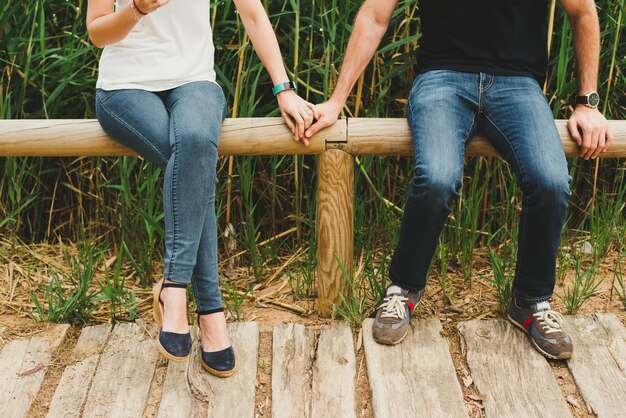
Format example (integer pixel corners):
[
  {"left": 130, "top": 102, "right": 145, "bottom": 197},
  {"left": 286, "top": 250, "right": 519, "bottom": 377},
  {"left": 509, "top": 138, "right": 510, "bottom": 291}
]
[
  {"left": 363, "top": 318, "right": 467, "bottom": 418},
  {"left": 594, "top": 313, "right": 626, "bottom": 374},
  {"left": 272, "top": 323, "right": 316, "bottom": 418},
  {"left": 564, "top": 313, "right": 626, "bottom": 417},
  {"left": 316, "top": 149, "right": 354, "bottom": 316},
  {"left": 458, "top": 319, "right": 570, "bottom": 418},
  {"left": 156, "top": 361, "right": 195, "bottom": 418},
  {"left": 46, "top": 324, "right": 112, "bottom": 418},
  {"left": 82, "top": 323, "right": 159, "bottom": 418},
  {"left": 0, "top": 324, "right": 69, "bottom": 418},
  {"left": 311, "top": 322, "right": 356, "bottom": 418},
  {"left": 187, "top": 322, "right": 259, "bottom": 418},
  {"left": 157, "top": 328, "right": 197, "bottom": 418}
]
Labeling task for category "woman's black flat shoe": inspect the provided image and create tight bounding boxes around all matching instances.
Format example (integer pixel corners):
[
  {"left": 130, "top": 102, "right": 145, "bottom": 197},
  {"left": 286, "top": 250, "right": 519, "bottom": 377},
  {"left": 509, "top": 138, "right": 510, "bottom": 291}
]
[
  {"left": 201, "top": 346, "right": 236, "bottom": 378},
  {"left": 152, "top": 279, "right": 192, "bottom": 362},
  {"left": 158, "top": 330, "right": 192, "bottom": 361}
]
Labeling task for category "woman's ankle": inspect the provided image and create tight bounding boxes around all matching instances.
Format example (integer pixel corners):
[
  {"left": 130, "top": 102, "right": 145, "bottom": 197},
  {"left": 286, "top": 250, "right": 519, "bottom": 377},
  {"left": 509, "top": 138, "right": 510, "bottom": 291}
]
[
  {"left": 198, "top": 311, "right": 231, "bottom": 351},
  {"left": 160, "top": 284, "right": 189, "bottom": 333}
]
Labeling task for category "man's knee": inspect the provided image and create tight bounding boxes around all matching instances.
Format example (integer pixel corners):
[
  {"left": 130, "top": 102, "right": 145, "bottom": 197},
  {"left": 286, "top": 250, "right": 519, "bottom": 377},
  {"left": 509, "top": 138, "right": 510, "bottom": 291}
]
[
  {"left": 524, "top": 169, "right": 571, "bottom": 207},
  {"left": 409, "top": 167, "right": 461, "bottom": 206}
]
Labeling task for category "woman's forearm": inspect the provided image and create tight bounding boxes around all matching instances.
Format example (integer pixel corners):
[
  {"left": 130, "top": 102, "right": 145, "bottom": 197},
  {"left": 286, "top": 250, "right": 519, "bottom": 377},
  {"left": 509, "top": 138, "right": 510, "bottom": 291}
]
[
  {"left": 234, "top": 0, "right": 290, "bottom": 85},
  {"left": 87, "top": 1, "right": 143, "bottom": 48}
]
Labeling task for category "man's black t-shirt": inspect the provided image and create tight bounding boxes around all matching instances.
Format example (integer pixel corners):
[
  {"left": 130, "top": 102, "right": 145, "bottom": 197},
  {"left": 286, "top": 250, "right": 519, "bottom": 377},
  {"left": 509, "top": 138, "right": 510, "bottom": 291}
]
[{"left": 416, "top": 0, "right": 550, "bottom": 84}]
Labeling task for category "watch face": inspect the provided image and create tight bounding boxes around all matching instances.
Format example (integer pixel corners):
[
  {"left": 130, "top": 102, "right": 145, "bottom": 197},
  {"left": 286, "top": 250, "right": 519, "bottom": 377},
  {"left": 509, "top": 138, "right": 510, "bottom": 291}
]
[{"left": 588, "top": 92, "right": 600, "bottom": 107}]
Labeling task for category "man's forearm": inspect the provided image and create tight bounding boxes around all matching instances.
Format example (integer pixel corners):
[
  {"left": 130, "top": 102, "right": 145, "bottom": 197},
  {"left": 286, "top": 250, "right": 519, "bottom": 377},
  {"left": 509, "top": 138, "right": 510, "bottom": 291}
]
[
  {"left": 330, "top": 2, "right": 396, "bottom": 106},
  {"left": 570, "top": 9, "right": 600, "bottom": 95}
]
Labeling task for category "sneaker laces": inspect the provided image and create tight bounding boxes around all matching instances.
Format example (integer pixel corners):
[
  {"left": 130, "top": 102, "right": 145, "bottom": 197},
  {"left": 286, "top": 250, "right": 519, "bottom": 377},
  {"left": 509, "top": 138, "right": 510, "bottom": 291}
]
[
  {"left": 378, "top": 294, "right": 409, "bottom": 319},
  {"left": 532, "top": 309, "right": 565, "bottom": 334}
]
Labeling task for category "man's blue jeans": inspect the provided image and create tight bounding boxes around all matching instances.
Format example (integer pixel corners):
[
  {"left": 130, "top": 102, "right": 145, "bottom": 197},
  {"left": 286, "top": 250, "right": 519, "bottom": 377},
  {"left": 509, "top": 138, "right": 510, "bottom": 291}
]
[
  {"left": 390, "top": 70, "right": 571, "bottom": 302},
  {"left": 96, "top": 81, "right": 227, "bottom": 314}
]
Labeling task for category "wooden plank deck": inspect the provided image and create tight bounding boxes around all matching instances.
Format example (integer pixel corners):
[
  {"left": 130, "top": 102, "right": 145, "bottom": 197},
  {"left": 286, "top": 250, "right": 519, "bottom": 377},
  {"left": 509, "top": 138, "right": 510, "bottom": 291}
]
[
  {"left": 311, "top": 323, "right": 356, "bottom": 418},
  {"left": 458, "top": 319, "right": 571, "bottom": 418},
  {"left": 4, "top": 315, "right": 626, "bottom": 417},
  {"left": 564, "top": 313, "right": 626, "bottom": 417},
  {"left": 0, "top": 324, "right": 69, "bottom": 418},
  {"left": 363, "top": 318, "right": 468, "bottom": 418},
  {"left": 272, "top": 323, "right": 315, "bottom": 417},
  {"left": 47, "top": 324, "right": 111, "bottom": 418},
  {"left": 188, "top": 322, "right": 259, "bottom": 417},
  {"left": 157, "top": 327, "right": 197, "bottom": 418},
  {"left": 82, "top": 323, "right": 159, "bottom": 418}
]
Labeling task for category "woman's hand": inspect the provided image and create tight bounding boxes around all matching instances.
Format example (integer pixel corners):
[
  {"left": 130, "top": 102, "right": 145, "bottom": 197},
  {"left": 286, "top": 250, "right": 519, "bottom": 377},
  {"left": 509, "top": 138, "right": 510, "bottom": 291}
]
[
  {"left": 134, "top": 0, "right": 171, "bottom": 15},
  {"left": 86, "top": 0, "right": 170, "bottom": 47},
  {"left": 276, "top": 90, "right": 318, "bottom": 146}
]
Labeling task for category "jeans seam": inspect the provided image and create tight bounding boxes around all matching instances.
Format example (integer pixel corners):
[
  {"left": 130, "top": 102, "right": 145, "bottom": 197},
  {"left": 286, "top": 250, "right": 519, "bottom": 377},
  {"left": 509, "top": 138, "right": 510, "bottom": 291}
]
[
  {"left": 481, "top": 74, "right": 494, "bottom": 92},
  {"left": 463, "top": 113, "right": 479, "bottom": 145},
  {"left": 515, "top": 207, "right": 528, "bottom": 289},
  {"left": 483, "top": 114, "right": 527, "bottom": 180},
  {"left": 97, "top": 100, "right": 169, "bottom": 167},
  {"left": 167, "top": 114, "right": 181, "bottom": 279},
  {"left": 190, "top": 274, "right": 200, "bottom": 305},
  {"left": 483, "top": 113, "right": 529, "bottom": 287}
]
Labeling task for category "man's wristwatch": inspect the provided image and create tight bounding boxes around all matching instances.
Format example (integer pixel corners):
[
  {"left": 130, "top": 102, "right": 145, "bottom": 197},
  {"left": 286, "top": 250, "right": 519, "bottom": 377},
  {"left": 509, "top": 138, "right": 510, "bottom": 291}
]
[{"left": 575, "top": 91, "right": 600, "bottom": 109}]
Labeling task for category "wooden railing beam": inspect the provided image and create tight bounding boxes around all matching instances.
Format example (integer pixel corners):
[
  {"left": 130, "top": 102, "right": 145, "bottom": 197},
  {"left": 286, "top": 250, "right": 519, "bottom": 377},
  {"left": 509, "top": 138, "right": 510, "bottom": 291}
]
[
  {"left": 342, "top": 119, "right": 626, "bottom": 157},
  {"left": 2, "top": 118, "right": 625, "bottom": 157},
  {"left": 0, "top": 118, "right": 345, "bottom": 157}
]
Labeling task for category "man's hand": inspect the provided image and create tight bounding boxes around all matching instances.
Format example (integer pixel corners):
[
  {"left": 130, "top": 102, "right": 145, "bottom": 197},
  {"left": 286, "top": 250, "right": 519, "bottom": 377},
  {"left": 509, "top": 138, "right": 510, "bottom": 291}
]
[
  {"left": 567, "top": 106, "right": 612, "bottom": 160},
  {"left": 305, "top": 99, "right": 343, "bottom": 138}
]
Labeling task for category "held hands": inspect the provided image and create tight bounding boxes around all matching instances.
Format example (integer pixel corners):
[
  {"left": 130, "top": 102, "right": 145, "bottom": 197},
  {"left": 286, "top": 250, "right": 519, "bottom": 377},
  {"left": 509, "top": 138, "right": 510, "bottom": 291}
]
[
  {"left": 304, "top": 98, "right": 343, "bottom": 139},
  {"left": 568, "top": 106, "right": 613, "bottom": 160},
  {"left": 134, "top": 0, "right": 171, "bottom": 15},
  {"left": 277, "top": 90, "right": 318, "bottom": 146}
]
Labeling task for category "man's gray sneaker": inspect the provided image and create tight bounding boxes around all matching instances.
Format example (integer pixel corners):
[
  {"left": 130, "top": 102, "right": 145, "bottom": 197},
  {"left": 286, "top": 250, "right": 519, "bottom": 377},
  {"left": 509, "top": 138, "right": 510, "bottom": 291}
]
[
  {"left": 372, "top": 285, "right": 423, "bottom": 345},
  {"left": 507, "top": 297, "right": 573, "bottom": 360}
]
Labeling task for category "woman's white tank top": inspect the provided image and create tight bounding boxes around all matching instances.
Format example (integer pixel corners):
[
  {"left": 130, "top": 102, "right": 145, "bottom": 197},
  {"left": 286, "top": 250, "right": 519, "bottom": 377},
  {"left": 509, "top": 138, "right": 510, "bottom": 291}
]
[{"left": 96, "top": 0, "right": 216, "bottom": 91}]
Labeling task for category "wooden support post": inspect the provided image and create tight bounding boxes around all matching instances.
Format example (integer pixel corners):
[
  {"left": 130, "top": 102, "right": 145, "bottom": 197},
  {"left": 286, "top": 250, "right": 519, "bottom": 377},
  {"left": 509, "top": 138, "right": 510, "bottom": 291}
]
[{"left": 316, "top": 149, "right": 354, "bottom": 317}]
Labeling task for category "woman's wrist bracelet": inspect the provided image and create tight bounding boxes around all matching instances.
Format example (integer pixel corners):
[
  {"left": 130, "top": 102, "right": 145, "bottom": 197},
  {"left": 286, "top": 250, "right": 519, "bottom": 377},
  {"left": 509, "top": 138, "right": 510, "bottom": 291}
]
[
  {"left": 132, "top": 0, "right": 148, "bottom": 16},
  {"left": 273, "top": 81, "right": 297, "bottom": 96}
]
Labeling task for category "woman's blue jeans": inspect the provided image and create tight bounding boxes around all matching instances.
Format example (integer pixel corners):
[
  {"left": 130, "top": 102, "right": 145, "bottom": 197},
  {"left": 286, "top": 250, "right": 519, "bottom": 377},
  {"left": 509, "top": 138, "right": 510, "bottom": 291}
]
[
  {"left": 390, "top": 70, "right": 571, "bottom": 302},
  {"left": 96, "top": 81, "right": 227, "bottom": 314}
]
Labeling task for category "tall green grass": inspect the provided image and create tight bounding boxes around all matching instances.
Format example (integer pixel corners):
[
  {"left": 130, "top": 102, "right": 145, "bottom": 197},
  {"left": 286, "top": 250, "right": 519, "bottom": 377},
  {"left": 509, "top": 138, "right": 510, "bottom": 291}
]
[{"left": 1, "top": 1, "right": 625, "bottom": 321}]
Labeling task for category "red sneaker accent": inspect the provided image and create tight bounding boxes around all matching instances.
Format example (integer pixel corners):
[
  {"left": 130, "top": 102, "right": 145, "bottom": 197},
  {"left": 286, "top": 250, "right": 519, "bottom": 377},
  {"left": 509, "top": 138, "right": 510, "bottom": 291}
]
[
  {"left": 523, "top": 318, "right": 533, "bottom": 329},
  {"left": 408, "top": 301, "right": 415, "bottom": 311}
]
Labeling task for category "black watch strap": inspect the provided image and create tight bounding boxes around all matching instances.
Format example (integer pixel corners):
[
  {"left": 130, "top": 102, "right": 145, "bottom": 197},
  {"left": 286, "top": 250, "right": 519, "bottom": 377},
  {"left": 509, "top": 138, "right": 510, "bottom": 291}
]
[
  {"left": 574, "top": 91, "right": 599, "bottom": 108},
  {"left": 575, "top": 95, "right": 589, "bottom": 105}
]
